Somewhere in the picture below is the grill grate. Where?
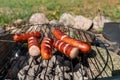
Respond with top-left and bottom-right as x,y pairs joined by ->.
0,24 -> 113,80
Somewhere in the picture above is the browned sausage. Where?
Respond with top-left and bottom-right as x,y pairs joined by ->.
13,31 -> 41,42
41,37 -> 53,60
52,28 -> 91,53
53,40 -> 79,59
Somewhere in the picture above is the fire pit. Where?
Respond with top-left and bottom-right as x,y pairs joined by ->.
0,24 -> 111,80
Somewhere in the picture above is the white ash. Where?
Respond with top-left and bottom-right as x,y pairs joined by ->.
73,63 -> 88,80
18,55 -> 87,80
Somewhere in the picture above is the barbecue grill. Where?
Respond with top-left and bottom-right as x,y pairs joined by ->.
0,24 -> 113,80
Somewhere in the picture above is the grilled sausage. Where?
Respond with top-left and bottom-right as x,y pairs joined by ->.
28,37 -> 40,57
13,31 -> 41,42
53,40 -> 79,59
41,37 -> 53,60
52,29 -> 91,53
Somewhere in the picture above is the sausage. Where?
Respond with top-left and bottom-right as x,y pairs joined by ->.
52,29 -> 91,53
41,37 -> 53,60
13,31 -> 41,42
53,40 -> 79,59
28,37 -> 40,57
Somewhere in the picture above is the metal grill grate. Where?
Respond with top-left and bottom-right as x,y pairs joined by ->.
0,24 -> 113,80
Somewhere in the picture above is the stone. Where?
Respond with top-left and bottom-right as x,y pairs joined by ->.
49,19 -> 59,25
59,13 -> 75,26
29,13 -> 49,24
92,15 -> 112,30
73,15 -> 92,30
13,19 -> 25,27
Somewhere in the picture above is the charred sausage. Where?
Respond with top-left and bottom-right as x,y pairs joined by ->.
13,31 -> 41,42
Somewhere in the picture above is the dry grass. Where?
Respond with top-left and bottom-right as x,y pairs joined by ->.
0,0 -> 120,25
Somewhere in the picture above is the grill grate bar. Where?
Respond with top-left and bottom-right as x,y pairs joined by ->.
23,57 -> 34,80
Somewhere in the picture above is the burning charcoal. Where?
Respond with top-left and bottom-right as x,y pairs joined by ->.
73,71 -> 83,80
42,66 -> 53,75
29,57 -> 39,66
55,60 -> 71,72
18,65 -> 43,80
56,55 -> 64,64
36,56 -> 42,63
63,60 -> 71,66
42,55 -> 61,68
55,65 -> 71,80
55,65 -> 63,73
42,59 -> 55,74
18,66 -> 29,79
74,63 -> 84,72
19,75 -> 34,80
52,76 -> 64,80
56,72 -> 71,80
37,73 -> 53,80
58,64 -> 71,72
42,60 -> 51,67
64,73 -> 71,80
63,60 -> 71,71
72,63 -> 88,80
28,65 -> 41,76
50,55 -> 57,63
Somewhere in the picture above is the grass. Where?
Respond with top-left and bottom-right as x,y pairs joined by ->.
0,0 -> 120,25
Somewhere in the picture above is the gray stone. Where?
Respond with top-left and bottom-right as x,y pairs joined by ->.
93,16 -> 112,30
29,13 -> 49,24
59,13 -> 75,26
74,15 -> 92,30
49,19 -> 59,25
13,19 -> 25,27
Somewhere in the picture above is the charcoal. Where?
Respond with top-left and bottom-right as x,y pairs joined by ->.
42,59 -> 53,68
56,55 -> 64,63
52,76 -> 64,80
74,63 -> 84,72
73,63 -> 88,80
63,73 -> 71,80
25,76 -> 35,80
38,73 -> 53,80
29,57 -> 42,66
55,64 -> 70,72
18,66 -> 29,79
27,65 -> 40,76
63,60 -> 71,71
18,55 -> 85,80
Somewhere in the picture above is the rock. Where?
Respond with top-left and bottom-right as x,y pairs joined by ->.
92,16 -> 112,30
13,19 -> 25,27
59,13 -> 75,26
74,16 -> 92,30
29,13 -> 49,24
49,19 -> 59,25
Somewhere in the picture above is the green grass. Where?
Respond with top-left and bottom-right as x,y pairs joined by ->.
0,0 -> 120,25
